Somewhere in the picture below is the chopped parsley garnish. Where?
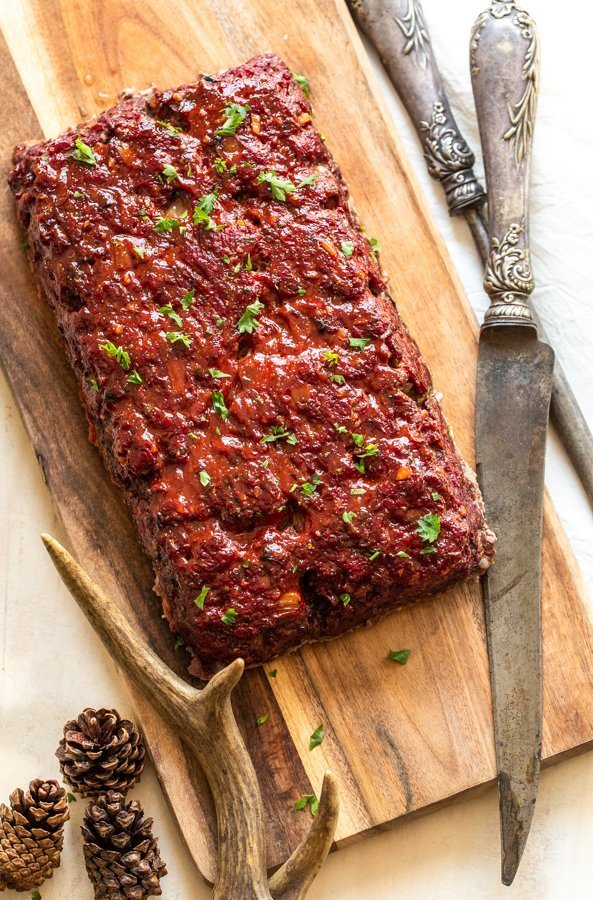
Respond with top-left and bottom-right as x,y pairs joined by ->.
297,287 -> 306,296
221,608 -> 238,625
334,423 -> 348,435
194,585 -> 210,609
188,432 -> 199,440
162,163 -> 178,184
209,367 -> 231,379
269,669 -> 277,677
181,289 -> 195,309
301,473 -> 321,496
216,102 -> 250,137
258,170 -> 296,201
72,137 -> 97,166
159,303 -> 183,327
236,299 -> 264,333
388,649 -> 411,665
341,240 -> 354,257
342,511 -> 356,525
261,425 -> 297,445
199,470 -> 211,487
212,390 -> 230,420
154,216 -> 183,234
370,236 -> 380,255
351,487 -> 366,496
356,442 -> 379,460
214,157 -> 227,174
309,725 -> 324,751
256,714 -> 269,726
174,636 -> 183,649
89,379 -> 99,392
416,513 -> 441,544
292,72 -> 310,97
165,331 -> 191,349
127,369 -> 143,384
420,546 -> 437,555
133,245 -> 145,259
257,170 -> 316,201
193,187 -> 219,230
431,492 -> 441,501
330,373 -> 345,384
66,792 -> 76,803
245,253 -> 253,271
369,549 -> 381,562
157,119 -> 181,135
31,891 -> 42,900
349,337 -> 371,350
295,794 -> 318,816
396,550 -> 410,558
340,592 -> 351,606
99,341 -> 131,371
324,350 -> 339,367
351,433 -> 364,447
72,191 -> 85,199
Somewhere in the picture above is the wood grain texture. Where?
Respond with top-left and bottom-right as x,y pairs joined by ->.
1,0 -> 592,884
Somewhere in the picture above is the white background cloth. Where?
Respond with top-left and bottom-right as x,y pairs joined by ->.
1,1 -> 592,896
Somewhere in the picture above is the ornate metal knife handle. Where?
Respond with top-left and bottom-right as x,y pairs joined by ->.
471,1 -> 539,327
348,0 -> 486,215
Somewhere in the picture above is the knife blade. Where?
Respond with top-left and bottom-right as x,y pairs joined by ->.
470,1 -> 554,885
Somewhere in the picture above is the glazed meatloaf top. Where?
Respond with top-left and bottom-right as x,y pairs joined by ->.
10,53 -> 494,678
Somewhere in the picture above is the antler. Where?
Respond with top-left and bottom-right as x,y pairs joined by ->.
41,534 -> 339,899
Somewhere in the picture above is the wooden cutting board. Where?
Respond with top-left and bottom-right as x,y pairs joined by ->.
2,0 -> 593,884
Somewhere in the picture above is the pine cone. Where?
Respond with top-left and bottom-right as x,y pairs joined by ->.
56,708 -> 145,797
0,779 -> 70,892
82,791 -> 167,899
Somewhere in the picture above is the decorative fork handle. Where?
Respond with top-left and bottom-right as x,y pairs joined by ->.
471,1 -> 539,328
347,0 -> 486,214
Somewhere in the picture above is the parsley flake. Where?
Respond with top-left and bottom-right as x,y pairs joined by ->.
162,163 -> 178,184
236,299 -> 264,333
351,487 -> 366,496
194,585 -> 210,609
258,170 -> 296,201
301,473 -> 321,496
212,390 -> 230,421
132,245 -> 145,259
256,713 -> 269,726
388,649 -> 411,665
199,470 -> 211,487
165,331 -> 191,349
369,549 -> 381,562
261,425 -> 297,445
342,511 -> 356,525
396,550 -> 410,558
340,593 -> 351,606
99,341 -> 131,371
431,492 -> 441,501
127,369 -> 143,385
66,792 -> 77,803
216,103 -> 250,137
193,187 -> 219,230
157,119 -> 181,135
31,891 -> 42,900
370,236 -> 380,255
209,367 -> 231,379
159,304 -> 183,327
295,794 -> 318,816
341,240 -> 354,257
349,337 -> 371,350
309,725 -> 324,751
221,608 -> 238,625
72,137 -> 97,166
416,513 -> 441,544
181,289 -> 195,309
89,379 -> 99,392
292,72 -> 310,98
269,669 -> 277,678
154,216 -> 183,234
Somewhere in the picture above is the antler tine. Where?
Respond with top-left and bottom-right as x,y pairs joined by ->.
269,771 -> 339,899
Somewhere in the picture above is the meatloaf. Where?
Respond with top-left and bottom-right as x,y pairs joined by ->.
10,54 -> 495,678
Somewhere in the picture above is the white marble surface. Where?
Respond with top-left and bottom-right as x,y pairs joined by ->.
1,0 -> 592,896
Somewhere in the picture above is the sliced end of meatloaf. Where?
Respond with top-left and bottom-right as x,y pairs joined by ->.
10,53 -> 495,678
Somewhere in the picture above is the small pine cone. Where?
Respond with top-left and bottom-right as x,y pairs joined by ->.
0,779 -> 70,892
82,791 -> 167,899
56,708 -> 145,797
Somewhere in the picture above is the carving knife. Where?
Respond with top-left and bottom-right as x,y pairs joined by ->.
346,0 -> 593,508
470,3 -> 553,884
